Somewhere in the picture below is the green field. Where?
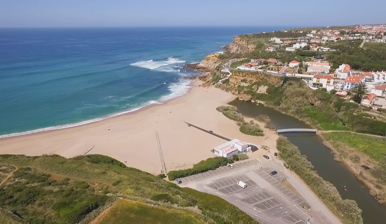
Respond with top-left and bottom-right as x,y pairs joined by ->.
321,132 -> 386,162
0,154 -> 257,224
94,199 -> 204,224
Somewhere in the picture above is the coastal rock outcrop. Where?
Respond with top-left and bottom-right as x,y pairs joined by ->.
223,36 -> 256,54
196,53 -> 221,71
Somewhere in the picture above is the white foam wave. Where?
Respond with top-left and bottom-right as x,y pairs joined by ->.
0,100 -> 163,139
130,57 -> 185,71
160,79 -> 192,102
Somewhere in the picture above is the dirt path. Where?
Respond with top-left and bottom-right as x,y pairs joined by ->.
0,168 -> 17,187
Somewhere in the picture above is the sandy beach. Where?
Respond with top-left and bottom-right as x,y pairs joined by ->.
0,80 -> 278,174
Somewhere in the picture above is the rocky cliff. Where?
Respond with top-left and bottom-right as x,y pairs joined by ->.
223,36 -> 256,54
196,53 -> 221,71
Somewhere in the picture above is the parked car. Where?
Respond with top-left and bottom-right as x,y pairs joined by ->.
227,163 -> 234,169
176,178 -> 182,184
263,155 -> 270,159
270,171 -> 278,176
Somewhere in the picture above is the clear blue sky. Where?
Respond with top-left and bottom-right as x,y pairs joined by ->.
0,0 -> 385,28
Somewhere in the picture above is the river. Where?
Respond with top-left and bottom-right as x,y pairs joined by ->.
229,99 -> 386,224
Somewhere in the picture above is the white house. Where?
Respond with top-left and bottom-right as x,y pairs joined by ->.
343,75 -> 365,91
373,71 -> 386,83
307,66 -> 330,74
289,60 -> 300,68
311,74 -> 334,89
361,93 -> 377,107
265,46 -> 275,52
286,47 -> 296,52
373,98 -> 386,109
213,139 -> 251,158
306,62 -> 330,68
362,72 -> 374,82
371,85 -> 386,96
336,64 -> 351,79
270,37 -> 282,44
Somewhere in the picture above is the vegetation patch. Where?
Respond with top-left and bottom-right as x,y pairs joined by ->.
216,106 -> 244,122
277,137 -> 363,224
93,199 -> 204,224
0,155 -> 258,224
168,157 -> 232,181
321,132 -> 386,162
182,188 -> 257,224
239,122 -> 264,136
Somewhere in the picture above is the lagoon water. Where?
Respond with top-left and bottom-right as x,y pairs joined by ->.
230,99 -> 386,224
0,27 -> 286,136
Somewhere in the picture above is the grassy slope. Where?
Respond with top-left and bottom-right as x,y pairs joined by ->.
93,199 -> 204,224
0,210 -> 22,224
0,154 -> 257,224
321,132 -> 386,162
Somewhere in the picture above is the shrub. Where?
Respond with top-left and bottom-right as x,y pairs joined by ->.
112,180 -> 122,186
168,157 -> 232,180
239,123 -> 264,136
86,155 -> 126,168
216,106 -> 244,122
151,194 -> 175,203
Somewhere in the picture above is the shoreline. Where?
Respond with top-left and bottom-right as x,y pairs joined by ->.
0,79 -> 197,140
0,79 -> 278,175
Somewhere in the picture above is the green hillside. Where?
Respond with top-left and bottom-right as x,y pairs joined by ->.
0,154 -> 257,224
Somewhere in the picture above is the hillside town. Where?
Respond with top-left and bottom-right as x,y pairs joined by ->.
235,24 -> 386,110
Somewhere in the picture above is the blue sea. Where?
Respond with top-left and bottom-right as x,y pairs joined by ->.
0,27 -> 286,137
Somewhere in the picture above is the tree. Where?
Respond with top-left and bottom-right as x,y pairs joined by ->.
351,83 -> 366,104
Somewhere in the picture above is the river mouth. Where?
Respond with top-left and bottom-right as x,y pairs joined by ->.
229,99 -> 386,224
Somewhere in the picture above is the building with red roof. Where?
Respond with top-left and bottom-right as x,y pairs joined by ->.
267,58 -> 277,64
343,75 -> 365,91
336,64 -> 351,79
289,60 -> 300,68
311,74 -> 334,90
361,93 -> 377,106
371,85 -> 386,96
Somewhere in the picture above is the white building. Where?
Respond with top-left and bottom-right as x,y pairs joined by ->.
286,47 -> 296,52
311,74 -> 334,89
289,60 -> 300,68
265,46 -> 275,52
336,64 -> 351,79
307,66 -> 330,74
213,139 -> 251,158
361,93 -> 377,107
371,85 -> 386,96
343,75 -> 365,91
270,37 -> 282,44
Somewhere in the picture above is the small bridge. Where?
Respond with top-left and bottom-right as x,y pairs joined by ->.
277,128 -> 317,134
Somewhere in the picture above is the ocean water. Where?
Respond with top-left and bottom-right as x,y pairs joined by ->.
0,27 -> 285,136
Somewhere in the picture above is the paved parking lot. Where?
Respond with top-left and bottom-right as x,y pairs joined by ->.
180,159 -> 310,224
255,168 -> 309,209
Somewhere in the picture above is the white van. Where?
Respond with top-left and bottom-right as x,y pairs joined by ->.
237,181 -> 247,188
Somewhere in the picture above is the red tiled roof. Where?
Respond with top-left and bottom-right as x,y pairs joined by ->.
375,85 -> 386,90
345,75 -> 364,83
365,93 -> 377,102
290,60 -> 299,64
267,58 -> 277,63
362,72 -> 374,77
314,74 -> 334,79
